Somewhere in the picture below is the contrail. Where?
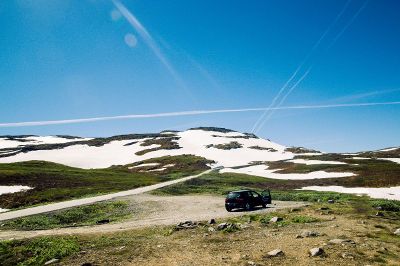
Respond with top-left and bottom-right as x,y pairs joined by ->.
251,0 -> 352,133
328,0 -> 369,49
112,0 -> 186,90
254,67 -> 312,133
1,101 -> 399,128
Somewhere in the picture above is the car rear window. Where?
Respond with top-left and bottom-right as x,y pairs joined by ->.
227,192 -> 241,199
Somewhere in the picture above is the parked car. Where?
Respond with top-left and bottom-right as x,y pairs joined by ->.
225,189 -> 271,212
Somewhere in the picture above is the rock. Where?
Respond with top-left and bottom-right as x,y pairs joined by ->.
341,252 -> 354,259
375,206 -> 383,210
217,222 -> 228,230
269,217 -> 283,223
96,219 -> 110,225
309,247 -> 324,257
81,263 -> 92,266
375,211 -> 384,217
247,261 -> 256,265
208,227 -> 215,232
209,218 -> 216,224
300,230 -> 320,238
176,220 -> 198,230
394,228 -> 400,235
44,259 -> 59,265
327,199 -> 335,204
264,249 -> 284,258
319,207 -> 329,210
290,208 -> 301,212
328,239 -> 355,245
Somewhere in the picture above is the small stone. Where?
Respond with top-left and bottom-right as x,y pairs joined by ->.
341,252 -> 354,259
328,239 -> 354,245
209,218 -> 216,224
247,261 -> 256,265
265,249 -> 284,258
241,254 -> 250,259
375,211 -> 384,217
394,228 -> 400,235
269,217 -> 283,223
45,259 -> 59,265
319,207 -> 329,210
96,219 -> 110,225
309,247 -> 324,257
327,199 -> 335,204
81,263 -> 92,266
217,222 -> 228,230
300,230 -> 320,238
208,227 -> 215,232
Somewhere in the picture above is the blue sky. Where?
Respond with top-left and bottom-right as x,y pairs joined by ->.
0,0 -> 399,152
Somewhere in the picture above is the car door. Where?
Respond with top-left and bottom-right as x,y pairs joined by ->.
261,189 -> 272,204
251,191 -> 262,206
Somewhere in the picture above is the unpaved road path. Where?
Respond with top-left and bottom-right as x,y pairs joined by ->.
0,169 -> 213,222
0,194 -> 305,240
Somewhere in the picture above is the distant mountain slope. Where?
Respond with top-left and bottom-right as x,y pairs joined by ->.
0,127 -> 400,202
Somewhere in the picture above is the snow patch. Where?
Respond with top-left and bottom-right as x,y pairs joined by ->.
220,165 -> 355,180
298,185 -> 400,201
378,158 -> 400,164
129,163 -> 160,169
0,185 -> 32,196
287,159 -> 347,165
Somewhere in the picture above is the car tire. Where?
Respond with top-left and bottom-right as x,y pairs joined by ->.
225,206 -> 232,212
262,204 -> 266,208
245,203 -> 252,211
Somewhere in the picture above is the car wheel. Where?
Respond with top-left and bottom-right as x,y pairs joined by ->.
225,206 -> 232,212
262,204 -> 266,208
245,203 -> 252,211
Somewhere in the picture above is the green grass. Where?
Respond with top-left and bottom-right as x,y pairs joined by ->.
0,155 -> 211,209
0,236 -> 80,266
1,201 -> 131,230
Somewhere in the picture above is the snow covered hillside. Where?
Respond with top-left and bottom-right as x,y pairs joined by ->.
0,127 -> 400,200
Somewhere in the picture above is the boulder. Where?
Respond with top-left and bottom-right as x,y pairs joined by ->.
269,217 -> 283,223
309,247 -> 324,257
209,218 -> 216,225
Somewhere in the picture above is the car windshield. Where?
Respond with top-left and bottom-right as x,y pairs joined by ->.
227,192 -> 241,199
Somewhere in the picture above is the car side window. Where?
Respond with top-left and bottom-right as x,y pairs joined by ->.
251,192 -> 259,198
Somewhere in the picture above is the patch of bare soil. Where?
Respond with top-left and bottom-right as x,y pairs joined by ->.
0,194 -> 304,240
61,206 -> 400,266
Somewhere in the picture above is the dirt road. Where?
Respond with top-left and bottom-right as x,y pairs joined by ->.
0,193 -> 305,240
0,169 -> 213,222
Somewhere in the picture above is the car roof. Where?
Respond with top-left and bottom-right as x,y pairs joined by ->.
229,190 -> 254,193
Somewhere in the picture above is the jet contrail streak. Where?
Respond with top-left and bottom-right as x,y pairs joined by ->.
328,0 -> 369,49
251,0 -> 352,133
112,0 -> 186,89
254,67 -> 312,133
1,101 -> 399,128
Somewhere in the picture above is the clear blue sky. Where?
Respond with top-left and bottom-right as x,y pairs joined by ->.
1,0 -> 399,152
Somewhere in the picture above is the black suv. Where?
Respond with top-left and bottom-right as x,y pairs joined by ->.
225,189 -> 271,212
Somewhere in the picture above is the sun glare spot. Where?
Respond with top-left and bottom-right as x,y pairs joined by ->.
124,33 -> 138,48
